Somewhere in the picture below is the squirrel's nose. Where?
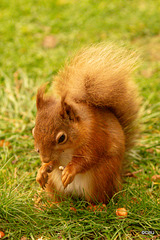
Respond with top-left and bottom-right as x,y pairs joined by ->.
40,155 -> 50,163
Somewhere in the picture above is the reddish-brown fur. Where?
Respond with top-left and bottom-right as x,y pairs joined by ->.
33,44 -> 140,203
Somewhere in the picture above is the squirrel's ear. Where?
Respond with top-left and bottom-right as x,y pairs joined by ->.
60,98 -> 80,121
36,83 -> 48,110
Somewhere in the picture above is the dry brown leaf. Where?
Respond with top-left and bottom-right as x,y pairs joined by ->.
131,197 -> 140,204
87,203 -> 107,212
42,35 -> 57,49
0,231 -> 5,239
0,139 -> 10,147
146,148 -> 154,153
70,207 -> 77,213
123,169 -> 142,178
151,175 -> 160,181
14,167 -> 18,178
141,69 -> 153,78
20,236 -> 28,240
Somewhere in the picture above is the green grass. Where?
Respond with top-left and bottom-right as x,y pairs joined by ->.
0,0 -> 160,239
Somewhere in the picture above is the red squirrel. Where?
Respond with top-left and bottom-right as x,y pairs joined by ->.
32,44 -> 140,203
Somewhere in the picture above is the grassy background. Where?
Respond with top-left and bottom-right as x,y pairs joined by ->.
0,0 -> 160,239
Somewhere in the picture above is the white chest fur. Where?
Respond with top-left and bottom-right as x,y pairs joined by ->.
48,149 -> 92,198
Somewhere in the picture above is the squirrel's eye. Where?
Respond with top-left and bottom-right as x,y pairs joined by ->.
56,131 -> 67,145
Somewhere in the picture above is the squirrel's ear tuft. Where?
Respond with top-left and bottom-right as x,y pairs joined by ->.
60,97 -> 80,121
36,83 -> 48,110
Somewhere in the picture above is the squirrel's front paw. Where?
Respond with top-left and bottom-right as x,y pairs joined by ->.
62,163 -> 76,189
36,163 -> 54,189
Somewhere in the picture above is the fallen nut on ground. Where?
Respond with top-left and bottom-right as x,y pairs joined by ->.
116,208 -> 128,217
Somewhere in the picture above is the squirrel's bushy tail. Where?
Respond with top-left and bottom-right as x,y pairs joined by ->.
54,43 -> 141,150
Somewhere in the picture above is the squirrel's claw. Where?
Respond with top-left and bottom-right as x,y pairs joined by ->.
36,163 -> 54,188
61,164 -> 76,189
36,169 -> 48,188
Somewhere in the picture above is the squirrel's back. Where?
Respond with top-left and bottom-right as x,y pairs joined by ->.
53,43 -> 140,151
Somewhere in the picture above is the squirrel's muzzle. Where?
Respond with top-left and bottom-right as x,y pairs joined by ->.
40,156 -> 51,163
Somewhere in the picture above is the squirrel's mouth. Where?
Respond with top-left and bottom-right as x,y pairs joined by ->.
40,155 -> 51,163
